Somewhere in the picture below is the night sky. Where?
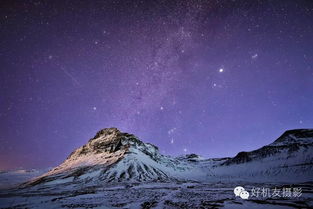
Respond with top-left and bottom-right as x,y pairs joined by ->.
1,0 -> 313,170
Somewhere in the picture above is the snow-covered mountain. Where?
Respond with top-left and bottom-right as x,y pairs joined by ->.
24,128 -> 193,187
22,128 -> 313,187
211,129 -> 313,182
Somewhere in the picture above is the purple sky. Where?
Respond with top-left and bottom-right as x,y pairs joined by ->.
1,0 -> 313,170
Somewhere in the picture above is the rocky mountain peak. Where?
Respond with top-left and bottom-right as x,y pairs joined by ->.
91,127 -> 121,141
65,128 -> 145,161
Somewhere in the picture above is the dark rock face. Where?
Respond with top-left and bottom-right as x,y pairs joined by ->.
89,128 -> 128,153
222,151 -> 251,165
186,154 -> 200,159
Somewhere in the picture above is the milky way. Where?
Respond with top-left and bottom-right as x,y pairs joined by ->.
1,0 -> 313,169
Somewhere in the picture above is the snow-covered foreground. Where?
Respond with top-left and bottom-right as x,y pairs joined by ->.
0,181 -> 312,208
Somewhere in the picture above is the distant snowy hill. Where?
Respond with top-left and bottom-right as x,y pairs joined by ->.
211,129 -> 313,182
0,168 -> 48,189
21,128 -> 313,188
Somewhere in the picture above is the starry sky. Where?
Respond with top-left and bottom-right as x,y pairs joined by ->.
1,0 -> 313,170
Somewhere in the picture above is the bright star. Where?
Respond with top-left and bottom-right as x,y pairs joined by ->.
219,68 -> 224,73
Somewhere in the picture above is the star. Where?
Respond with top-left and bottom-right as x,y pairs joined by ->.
168,128 -> 176,135
183,148 -> 187,152
219,68 -> 224,73
252,54 -> 258,59
93,107 -> 97,111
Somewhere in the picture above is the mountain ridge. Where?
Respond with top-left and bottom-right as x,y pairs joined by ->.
22,128 -> 313,187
